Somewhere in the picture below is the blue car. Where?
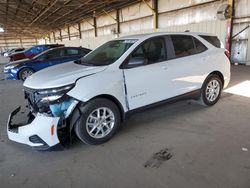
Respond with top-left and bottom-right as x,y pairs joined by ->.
4,47 -> 91,81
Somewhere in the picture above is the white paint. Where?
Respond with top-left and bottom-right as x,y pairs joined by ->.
7,114 -> 60,147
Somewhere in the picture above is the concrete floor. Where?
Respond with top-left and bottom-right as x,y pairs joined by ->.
0,64 -> 250,188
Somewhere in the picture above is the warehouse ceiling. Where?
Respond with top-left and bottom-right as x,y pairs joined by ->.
0,0 -> 140,39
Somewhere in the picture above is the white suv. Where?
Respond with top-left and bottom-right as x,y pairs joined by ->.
7,32 -> 231,150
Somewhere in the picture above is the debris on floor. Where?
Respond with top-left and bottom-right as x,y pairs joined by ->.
144,148 -> 173,168
10,173 -> 15,177
242,147 -> 248,152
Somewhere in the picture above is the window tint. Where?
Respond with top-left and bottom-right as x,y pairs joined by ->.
45,49 -> 62,59
171,35 -> 196,58
199,35 -> 222,48
131,37 -> 167,65
193,37 -> 207,53
65,48 -> 79,56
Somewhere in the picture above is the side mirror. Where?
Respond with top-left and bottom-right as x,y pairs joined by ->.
74,59 -> 81,64
126,57 -> 145,68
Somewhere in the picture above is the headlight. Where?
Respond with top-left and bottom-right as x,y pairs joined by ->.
38,84 -> 75,102
4,64 -> 19,70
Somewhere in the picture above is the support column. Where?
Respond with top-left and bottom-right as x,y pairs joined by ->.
116,9 -> 120,34
225,0 -> 235,54
19,38 -> 23,47
67,26 -> 71,40
142,0 -> 158,31
93,17 -> 97,37
78,23 -> 82,39
53,31 -> 56,43
48,34 -> 51,43
152,0 -> 158,30
59,29 -> 62,41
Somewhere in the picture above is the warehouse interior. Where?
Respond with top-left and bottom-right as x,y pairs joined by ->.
0,0 -> 250,187
0,0 -> 250,64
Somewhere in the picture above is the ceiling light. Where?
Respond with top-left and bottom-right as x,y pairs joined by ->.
0,27 -> 4,32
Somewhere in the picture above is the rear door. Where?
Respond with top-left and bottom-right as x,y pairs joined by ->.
165,35 -> 209,96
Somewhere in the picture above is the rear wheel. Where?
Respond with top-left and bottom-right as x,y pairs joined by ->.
74,98 -> 121,145
19,68 -> 34,81
199,74 -> 222,106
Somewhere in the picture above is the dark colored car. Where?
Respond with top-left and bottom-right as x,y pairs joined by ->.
9,44 -> 64,61
4,47 -> 91,81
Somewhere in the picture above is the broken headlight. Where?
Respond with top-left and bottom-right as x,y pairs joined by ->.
38,84 -> 74,103
24,84 -> 75,114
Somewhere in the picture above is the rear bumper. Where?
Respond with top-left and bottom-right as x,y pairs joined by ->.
7,107 -> 62,150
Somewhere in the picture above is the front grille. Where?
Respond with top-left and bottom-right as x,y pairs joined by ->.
24,87 -> 37,112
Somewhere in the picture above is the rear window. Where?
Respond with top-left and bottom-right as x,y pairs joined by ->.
199,35 -> 222,48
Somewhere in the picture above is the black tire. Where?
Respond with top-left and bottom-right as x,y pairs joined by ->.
199,74 -> 223,106
74,98 -> 121,145
19,68 -> 34,81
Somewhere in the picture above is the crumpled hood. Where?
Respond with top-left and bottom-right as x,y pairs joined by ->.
24,61 -> 107,89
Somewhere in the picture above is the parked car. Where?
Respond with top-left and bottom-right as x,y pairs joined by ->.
4,48 -> 25,57
7,32 -> 230,150
9,44 -> 64,61
4,46 -> 91,81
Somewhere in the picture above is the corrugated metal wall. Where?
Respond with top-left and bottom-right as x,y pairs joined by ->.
0,37 -> 38,53
41,0 -> 250,65
232,0 -> 250,65
48,0 -> 229,51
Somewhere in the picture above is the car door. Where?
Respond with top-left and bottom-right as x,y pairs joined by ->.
122,37 -> 171,110
62,48 -> 81,63
34,48 -> 63,70
164,35 -> 209,97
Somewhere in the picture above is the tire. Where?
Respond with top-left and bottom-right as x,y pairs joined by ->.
199,74 -> 223,106
19,68 -> 34,81
74,98 -> 121,145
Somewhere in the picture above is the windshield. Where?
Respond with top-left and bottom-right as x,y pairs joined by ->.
79,39 -> 137,66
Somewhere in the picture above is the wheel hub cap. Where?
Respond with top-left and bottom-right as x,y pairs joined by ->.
86,107 -> 115,139
205,79 -> 220,102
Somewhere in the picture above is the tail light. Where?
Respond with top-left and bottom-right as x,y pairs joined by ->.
224,50 -> 231,61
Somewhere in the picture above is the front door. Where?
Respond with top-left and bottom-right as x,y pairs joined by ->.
123,37 -> 170,110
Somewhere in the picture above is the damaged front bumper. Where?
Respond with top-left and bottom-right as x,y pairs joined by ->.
7,106 -> 63,151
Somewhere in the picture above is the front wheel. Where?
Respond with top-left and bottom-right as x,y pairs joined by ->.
74,98 -> 121,145
199,74 -> 223,106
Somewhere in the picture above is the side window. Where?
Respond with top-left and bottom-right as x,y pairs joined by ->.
171,35 -> 196,58
193,37 -> 208,53
45,49 -> 62,59
65,48 -> 79,56
128,37 -> 167,68
36,46 -> 44,53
